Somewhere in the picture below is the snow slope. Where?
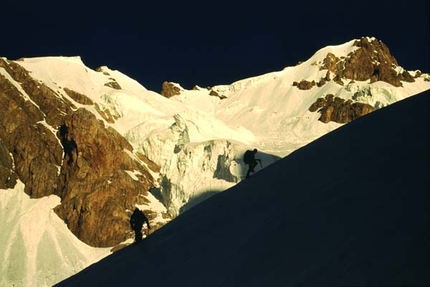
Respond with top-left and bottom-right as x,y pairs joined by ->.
0,181 -> 110,287
56,89 -> 430,287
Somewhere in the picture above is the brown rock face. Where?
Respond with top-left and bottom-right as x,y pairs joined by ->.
309,94 -> 375,124
161,81 -> 182,98
294,37 -> 415,90
209,89 -> 227,99
293,80 -> 316,90
0,62 -> 64,198
320,37 -> 415,87
53,108 -> 157,246
0,58 -> 167,247
0,139 -> 17,188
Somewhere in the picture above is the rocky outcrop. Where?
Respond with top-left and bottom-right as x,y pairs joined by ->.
161,81 -> 182,98
53,108 -> 158,246
0,58 -> 169,247
0,61 -> 65,198
301,37 -> 413,124
64,88 -> 94,105
320,37 -> 415,87
209,89 -> 227,99
293,80 -> 316,90
162,82 -> 227,99
104,79 -> 122,90
95,67 -> 123,90
0,139 -> 17,189
309,94 -> 375,124
294,37 -> 416,89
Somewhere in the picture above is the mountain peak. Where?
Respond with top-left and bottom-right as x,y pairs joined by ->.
160,81 -> 184,98
318,36 -> 415,87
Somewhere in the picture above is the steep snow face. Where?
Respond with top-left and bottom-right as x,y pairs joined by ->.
17,56 -> 148,98
155,140 -> 242,215
0,181 -> 111,287
132,112 -> 278,216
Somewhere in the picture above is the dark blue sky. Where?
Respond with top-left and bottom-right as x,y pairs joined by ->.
1,0 -> 428,92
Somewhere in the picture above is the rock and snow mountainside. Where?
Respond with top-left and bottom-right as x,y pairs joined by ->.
0,57 -> 171,286
0,36 -> 429,286
57,89 -> 430,287
135,37 -> 430,216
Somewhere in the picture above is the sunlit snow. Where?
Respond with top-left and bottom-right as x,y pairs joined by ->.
0,181 -> 110,287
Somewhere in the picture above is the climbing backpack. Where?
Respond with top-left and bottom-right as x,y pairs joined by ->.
243,150 -> 252,164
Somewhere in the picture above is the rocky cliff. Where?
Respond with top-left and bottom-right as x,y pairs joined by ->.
309,94 -> 375,123
301,37 -> 424,123
0,58 -> 170,247
320,37 -> 416,86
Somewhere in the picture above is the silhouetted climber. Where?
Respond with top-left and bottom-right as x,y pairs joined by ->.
243,148 -> 262,179
129,207 -> 151,243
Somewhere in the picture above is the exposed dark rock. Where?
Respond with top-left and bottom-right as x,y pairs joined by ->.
293,80 -> 316,90
104,78 -> 122,90
0,139 -> 17,188
95,67 -> 110,75
52,108 -> 160,246
316,71 -> 332,87
161,81 -> 182,98
94,103 -> 117,124
136,151 -> 160,173
333,74 -> 344,86
320,37 -> 415,87
0,58 -> 169,247
309,94 -> 375,124
209,89 -> 227,99
0,63 -> 64,198
295,37 -> 416,89
64,88 -> 94,105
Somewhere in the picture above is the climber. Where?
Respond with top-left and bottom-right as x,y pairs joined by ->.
129,207 -> 151,243
243,148 -> 262,179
